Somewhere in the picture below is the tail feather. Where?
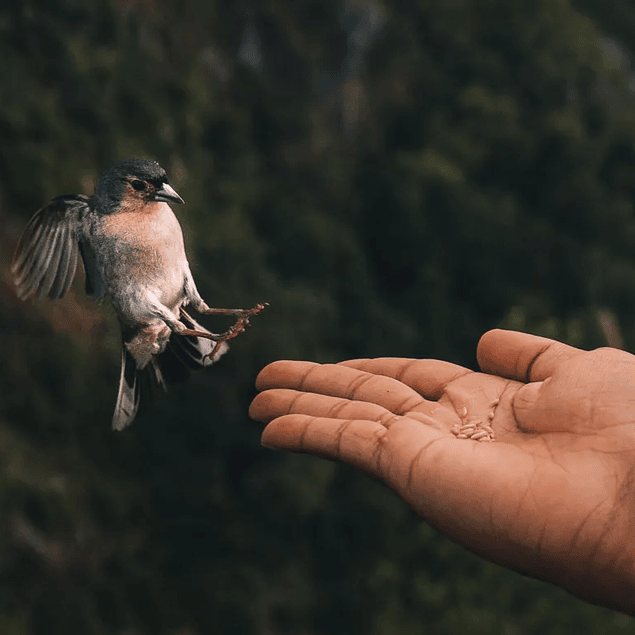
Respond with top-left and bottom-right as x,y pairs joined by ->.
112,346 -> 141,431
112,310 -> 229,430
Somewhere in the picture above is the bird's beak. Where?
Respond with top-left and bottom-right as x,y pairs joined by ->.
153,183 -> 185,204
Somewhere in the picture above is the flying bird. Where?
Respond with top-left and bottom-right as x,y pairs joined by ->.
11,158 -> 266,430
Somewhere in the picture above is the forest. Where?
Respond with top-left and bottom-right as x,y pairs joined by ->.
2,0 -> 635,632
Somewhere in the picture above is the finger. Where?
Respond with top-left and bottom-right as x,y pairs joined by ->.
261,414 -> 390,476
249,389 -> 399,427
255,360 -> 319,392
339,358 -> 470,400
260,413 -> 505,505
255,361 -> 428,415
476,329 -> 582,382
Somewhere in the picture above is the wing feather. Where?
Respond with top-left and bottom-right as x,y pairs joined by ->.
11,195 -> 90,300
52,235 -> 79,298
35,220 -> 66,298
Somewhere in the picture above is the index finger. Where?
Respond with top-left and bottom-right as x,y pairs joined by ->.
339,358 -> 470,399
476,329 -> 582,382
254,360 -> 427,414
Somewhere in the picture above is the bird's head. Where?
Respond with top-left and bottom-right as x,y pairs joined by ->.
94,159 -> 185,214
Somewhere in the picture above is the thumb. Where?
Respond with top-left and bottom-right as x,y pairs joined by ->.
512,381 -> 545,433
512,378 -> 577,434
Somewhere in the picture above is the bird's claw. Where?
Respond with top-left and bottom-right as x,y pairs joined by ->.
237,302 -> 268,319
204,302 -> 268,360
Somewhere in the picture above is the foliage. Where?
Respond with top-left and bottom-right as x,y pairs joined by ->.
1,0 -> 635,633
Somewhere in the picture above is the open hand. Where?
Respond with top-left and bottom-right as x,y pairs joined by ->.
250,329 -> 635,615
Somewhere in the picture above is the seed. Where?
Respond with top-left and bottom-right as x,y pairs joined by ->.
456,433 -> 468,439
471,430 -> 490,441
492,398 -> 499,406
482,424 -> 495,435
460,406 -> 468,417
487,410 -> 495,420
459,425 -> 476,435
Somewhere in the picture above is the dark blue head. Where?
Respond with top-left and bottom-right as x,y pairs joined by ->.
94,159 -> 184,214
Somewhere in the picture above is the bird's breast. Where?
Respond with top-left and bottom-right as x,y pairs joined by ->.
96,202 -> 190,309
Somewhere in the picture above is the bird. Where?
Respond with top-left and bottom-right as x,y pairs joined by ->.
11,158 -> 266,430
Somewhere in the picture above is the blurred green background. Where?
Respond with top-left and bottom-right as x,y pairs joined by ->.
2,0 -> 635,632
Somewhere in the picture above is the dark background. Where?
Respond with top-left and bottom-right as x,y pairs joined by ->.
2,0 -> 635,632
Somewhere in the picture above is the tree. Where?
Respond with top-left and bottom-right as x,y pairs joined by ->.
1,0 -> 635,632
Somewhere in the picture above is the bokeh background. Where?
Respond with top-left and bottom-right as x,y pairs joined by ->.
2,0 -> 635,632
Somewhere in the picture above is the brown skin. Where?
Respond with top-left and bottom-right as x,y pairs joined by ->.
249,329 -> 635,615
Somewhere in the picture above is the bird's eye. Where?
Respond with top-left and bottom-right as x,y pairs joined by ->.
131,179 -> 146,192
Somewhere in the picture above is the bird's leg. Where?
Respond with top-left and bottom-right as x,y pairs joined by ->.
184,301 -> 267,344
175,314 -> 254,360
177,302 -> 267,341
195,301 -> 269,319
174,315 -> 251,343
173,303 -> 268,359
184,275 -> 268,323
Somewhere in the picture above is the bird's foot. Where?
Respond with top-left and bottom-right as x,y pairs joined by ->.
176,303 -> 268,361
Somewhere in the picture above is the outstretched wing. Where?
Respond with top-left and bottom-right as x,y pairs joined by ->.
11,194 -> 90,300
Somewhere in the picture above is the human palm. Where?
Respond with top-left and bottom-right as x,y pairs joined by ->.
250,329 -> 635,614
